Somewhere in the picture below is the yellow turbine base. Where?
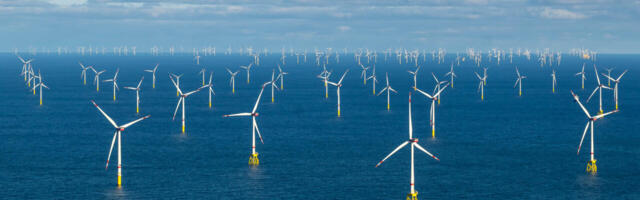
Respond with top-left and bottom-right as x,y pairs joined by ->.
136,107 -> 139,113
249,153 -> 260,165
209,102 -> 212,108
40,99 -> 42,105
152,83 -> 155,89
432,129 -> 435,138
113,95 -> 116,101
481,95 -> 484,101
438,98 -> 440,104
519,91 -> 522,96
552,88 -> 555,93
182,125 -> 185,133
177,91 -> 179,96
599,110 -> 603,114
616,104 -> 618,110
84,80 -> 86,85
97,87 -> 99,92
407,192 -> 418,200
33,90 -> 36,95
387,103 -> 390,110
232,88 -> 235,94
586,160 -> 597,174
117,175 -> 122,187
337,109 -> 341,117
325,93 -> 328,99
272,97 -> 274,102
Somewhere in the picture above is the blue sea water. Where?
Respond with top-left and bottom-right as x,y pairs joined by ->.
1,53 -> 639,199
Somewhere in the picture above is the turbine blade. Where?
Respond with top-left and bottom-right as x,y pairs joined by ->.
414,143 -> 439,161
91,100 -> 118,128
375,141 -> 409,167
120,115 -> 150,128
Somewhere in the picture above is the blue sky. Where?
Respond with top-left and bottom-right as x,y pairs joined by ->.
1,0 -> 639,53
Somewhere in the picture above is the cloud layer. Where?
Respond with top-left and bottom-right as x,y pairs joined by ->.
1,0 -> 638,52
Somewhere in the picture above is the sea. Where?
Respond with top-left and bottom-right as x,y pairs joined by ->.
1,53 -> 639,199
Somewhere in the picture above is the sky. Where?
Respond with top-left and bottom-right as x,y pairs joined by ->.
1,0 -> 639,53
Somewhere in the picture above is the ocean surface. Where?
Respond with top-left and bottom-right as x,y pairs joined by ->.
1,53 -> 639,199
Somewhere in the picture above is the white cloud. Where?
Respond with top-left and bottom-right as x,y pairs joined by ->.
338,25 -> 351,32
106,2 -> 144,9
534,7 -> 587,19
43,0 -> 87,7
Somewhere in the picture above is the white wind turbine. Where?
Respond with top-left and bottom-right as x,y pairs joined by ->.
171,76 -> 204,133
415,83 -> 449,138
551,69 -> 557,93
575,64 -> 587,89
444,64 -> 456,88
124,76 -> 144,113
92,68 -> 106,92
431,73 -> 447,104
602,70 -> 627,110
475,72 -> 486,101
205,72 -> 215,108
269,69 -> 281,102
169,73 -> 183,96
359,64 -> 370,85
103,68 -> 119,101
240,63 -> 253,84
198,68 -> 206,86
226,68 -> 238,94
604,68 -> 614,87
223,83 -> 268,165
18,56 -> 33,81
570,91 -> 618,174
327,70 -> 349,117
144,64 -> 158,88
407,66 -> 420,90
375,93 -> 439,200
277,65 -> 288,90
79,62 -> 92,85
377,73 -> 397,110
92,100 -> 150,187
367,66 -> 378,95
586,66 -> 612,114
317,69 -> 332,99
514,67 -> 526,96
31,71 -> 49,105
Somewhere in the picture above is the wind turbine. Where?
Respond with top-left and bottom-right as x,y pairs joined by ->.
586,66 -> 612,114
170,76 -> 204,133
327,70 -> 349,117
444,64 -> 456,88
103,68 -> 119,101
408,66 -> 420,90
240,63 -> 253,84
318,69 -> 332,99
604,68 -> 614,87
169,73 -> 183,96
269,69 -> 281,102
551,70 -> 557,93
194,54 -> 201,65
482,67 -> 488,85
367,66 -> 378,95
359,64 -> 370,85
18,56 -> 33,81
124,76 -> 144,113
431,73 -> 447,104
277,65 -> 288,90
223,83 -> 268,165
92,68 -> 106,92
602,70 -> 627,110
575,64 -> 586,89
226,68 -> 238,94
377,73 -> 397,110
144,64 -> 158,88
91,100 -> 150,187
474,72 -> 486,101
570,91 -> 618,174
375,93 -> 439,200
198,68 -> 206,86
415,83 -> 449,138
514,67 -> 526,96
79,62 -> 92,85
205,72 -> 216,108
31,72 -> 49,105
